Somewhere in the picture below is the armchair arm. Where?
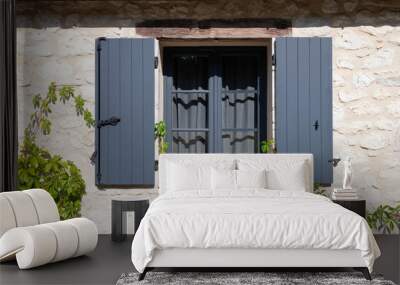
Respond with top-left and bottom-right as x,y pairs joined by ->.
0,226 -> 57,269
0,218 -> 97,269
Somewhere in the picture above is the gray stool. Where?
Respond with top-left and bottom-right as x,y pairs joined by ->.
111,196 -> 150,242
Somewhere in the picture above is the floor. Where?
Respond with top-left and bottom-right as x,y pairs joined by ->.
1,235 -> 396,285
0,235 -> 134,285
0,235 -> 359,285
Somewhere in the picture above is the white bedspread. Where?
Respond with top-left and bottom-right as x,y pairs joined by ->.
131,190 -> 380,273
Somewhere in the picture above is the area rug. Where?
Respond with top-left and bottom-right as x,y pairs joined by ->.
116,272 -> 395,285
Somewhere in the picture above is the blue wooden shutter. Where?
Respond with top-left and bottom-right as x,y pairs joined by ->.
275,37 -> 333,184
95,38 -> 155,186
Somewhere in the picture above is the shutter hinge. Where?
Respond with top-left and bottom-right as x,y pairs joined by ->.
97,37 -> 106,51
272,54 -> 276,66
154,56 -> 159,69
90,151 -> 97,165
97,172 -> 102,181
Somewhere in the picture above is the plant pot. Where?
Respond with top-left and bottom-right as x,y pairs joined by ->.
373,234 -> 400,284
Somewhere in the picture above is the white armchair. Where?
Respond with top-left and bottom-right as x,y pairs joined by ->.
0,189 -> 98,269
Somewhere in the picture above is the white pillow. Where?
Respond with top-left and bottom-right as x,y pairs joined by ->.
236,169 -> 267,189
167,162 -> 211,191
164,159 -> 236,193
237,159 -> 308,192
211,168 -> 236,190
265,162 -> 307,191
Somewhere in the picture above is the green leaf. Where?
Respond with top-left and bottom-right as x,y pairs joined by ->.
154,121 -> 167,138
48,82 -> 57,97
48,86 -> 57,104
32,94 -> 42,109
40,118 -> 52,135
161,142 -> 169,154
18,140 -> 86,219
260,139 -> 275,154
17,82 -> 93,220
367,203 -> 400,233
29,156 -> 39,169
155,121 -> 169,154
74,96 -> 85,116
83,109 -> 95,128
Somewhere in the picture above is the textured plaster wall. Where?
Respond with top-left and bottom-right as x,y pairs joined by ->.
17,28 -> 155,234
16,1 -> 400,233
292,23 -> 400,210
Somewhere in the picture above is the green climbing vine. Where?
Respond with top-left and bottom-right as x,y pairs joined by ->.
18,82 -> 95,219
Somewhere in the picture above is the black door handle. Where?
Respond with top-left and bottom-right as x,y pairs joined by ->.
313,120 -> 319,130
97,116 -> 121,128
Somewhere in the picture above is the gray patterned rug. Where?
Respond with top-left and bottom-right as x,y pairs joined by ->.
116,272 -> 395,285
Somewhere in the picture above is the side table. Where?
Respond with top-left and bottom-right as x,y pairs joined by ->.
332,199 -> 366,218
111,196 -> 150,242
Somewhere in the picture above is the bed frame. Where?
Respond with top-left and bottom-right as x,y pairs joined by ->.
139,248 -> 371,280
138,154 -> 372,281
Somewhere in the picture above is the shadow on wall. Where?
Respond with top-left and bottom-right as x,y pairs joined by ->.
15,0 -> 400,29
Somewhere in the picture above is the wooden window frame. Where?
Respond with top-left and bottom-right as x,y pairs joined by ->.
163,46 -> 267,153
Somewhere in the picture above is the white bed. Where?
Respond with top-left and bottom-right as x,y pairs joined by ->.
131,154 -> 380,280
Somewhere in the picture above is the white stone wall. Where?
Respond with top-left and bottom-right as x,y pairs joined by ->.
292,23 -> 400,208
17,20 -> 400,234
17,27 -> 159,234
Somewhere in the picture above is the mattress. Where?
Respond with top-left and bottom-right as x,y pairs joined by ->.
131,190 -> 380,273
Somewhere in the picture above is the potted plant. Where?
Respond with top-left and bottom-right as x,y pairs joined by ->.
260,139 -> 275,154
154,121 -> 169,155
367,203 -> 400,283
313,182 -> 329,197
154,121 -> 169,171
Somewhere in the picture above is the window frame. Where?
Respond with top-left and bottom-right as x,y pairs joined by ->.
163,46 -> 267,154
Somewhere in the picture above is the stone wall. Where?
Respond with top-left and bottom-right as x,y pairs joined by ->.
16,0 -> 400,233
17,27 -> 145,234
292,24 -> 400,209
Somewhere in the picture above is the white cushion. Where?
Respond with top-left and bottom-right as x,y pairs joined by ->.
211,168 -> 236,190
237,169 -> 267,189
0,226 -> 57,269
0,196 -> 16,237
24,189 -> 59,223
1,192 -> 39,227
238,159 -> 308,192
211,169 -> 268,191
65,218 -> 98,257
159,154 -> 314,193
42,222 -> 79,262
0,218 -> 98,269
167,163 -> 212,191
0,189 -> 98,269
265,162 -> 307,191
0,189 -> 59,236
159,155 -> 236,194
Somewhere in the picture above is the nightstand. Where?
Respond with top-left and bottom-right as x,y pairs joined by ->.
332,199 -> 366,218
111,196 -> 150,242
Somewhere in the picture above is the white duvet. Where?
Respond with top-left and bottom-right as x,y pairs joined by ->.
131,190 -> 380,273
